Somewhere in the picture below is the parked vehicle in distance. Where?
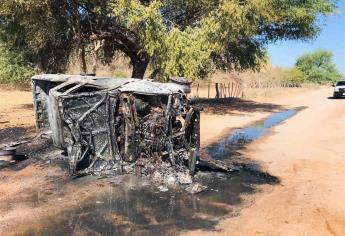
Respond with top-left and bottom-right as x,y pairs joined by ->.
333,80 -> 345,98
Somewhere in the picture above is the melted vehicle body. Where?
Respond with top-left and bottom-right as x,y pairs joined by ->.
32,74 -> 200,175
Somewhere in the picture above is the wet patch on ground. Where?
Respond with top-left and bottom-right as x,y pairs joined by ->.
18,170 -> 278,236
0,107 -> 305,235
205,107 -> 306,161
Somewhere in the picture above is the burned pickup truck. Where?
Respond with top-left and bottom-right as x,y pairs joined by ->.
32,74 -> 201,176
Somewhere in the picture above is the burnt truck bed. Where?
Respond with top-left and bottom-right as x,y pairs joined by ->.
32,74 -> 201,175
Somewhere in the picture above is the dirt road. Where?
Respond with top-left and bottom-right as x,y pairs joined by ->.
0,87 -> 344,235
187,88 -> 345,236
0,89 -> 34,130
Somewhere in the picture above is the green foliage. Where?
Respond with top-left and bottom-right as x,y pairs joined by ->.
110,0 -> 337,80
282,68 -> 306,86
113,71 -> 129,78
0,43 -> 35,84
0,0 -> 338,81
246,66 -> 306,88
295,50 -> 342,84
0,0 -> 76,73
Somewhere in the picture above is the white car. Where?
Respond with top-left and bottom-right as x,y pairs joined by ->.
333,80 -> 345,98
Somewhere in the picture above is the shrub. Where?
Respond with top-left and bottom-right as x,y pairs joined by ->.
0,43 -> 35,84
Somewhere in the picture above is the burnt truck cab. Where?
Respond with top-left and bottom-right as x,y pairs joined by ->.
32,74 -> 200,175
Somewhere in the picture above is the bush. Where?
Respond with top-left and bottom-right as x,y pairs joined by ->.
0,43 -> 35,84
295,50 -> 342,85
282,68 -> 306,86
113,71 -> 130,78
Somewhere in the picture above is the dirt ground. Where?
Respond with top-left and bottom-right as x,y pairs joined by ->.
187,88 -> 345,236
0,87 -> 344,235
0,89 -> 35,130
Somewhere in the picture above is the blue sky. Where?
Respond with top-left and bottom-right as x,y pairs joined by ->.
268,1 -> 345,74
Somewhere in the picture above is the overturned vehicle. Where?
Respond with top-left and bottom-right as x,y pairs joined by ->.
32,74 -> 203,176
32,74 -> 234,178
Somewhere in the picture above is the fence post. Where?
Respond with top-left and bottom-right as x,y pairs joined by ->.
221,83 -> 224,98
231,83 -> 234,98
208,83 -> 210,99
196,83 -> 200,98
219,83 -> 222,99
215,83 -> 220,100
237,84 -> 241,97
236,83 -> 240,98
228,83 -> 230,98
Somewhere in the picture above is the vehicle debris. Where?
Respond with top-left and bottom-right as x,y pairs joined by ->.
185,183 -> 207,194
31,74 -> 236,182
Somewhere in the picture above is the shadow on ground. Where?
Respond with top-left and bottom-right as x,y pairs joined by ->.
196,98 -> 285,115
17,103 -> 34,109
17,169 -> 279,236
328,96 -> 345,100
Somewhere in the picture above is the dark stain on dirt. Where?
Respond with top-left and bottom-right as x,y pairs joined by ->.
0,127 -> 35,144
18,169 -> 278,236
0,108 -> 307,236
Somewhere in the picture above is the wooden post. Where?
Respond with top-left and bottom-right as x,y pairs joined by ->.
221,83 -> 224,98
219,83 -> 222,99
235,83 -> 240,98
223,84 -> 226,98
220,84 -> 222,98
196,83 -> 200,98
215,83 -> 220,100
231,83 -> 234,98
228,83 -> 230,98
237,84 -> 241,98
208,83 -> 210,99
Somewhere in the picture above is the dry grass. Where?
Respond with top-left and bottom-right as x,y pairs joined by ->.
67,54 -> 133,77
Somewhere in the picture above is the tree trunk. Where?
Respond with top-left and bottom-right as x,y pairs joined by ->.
92,40 -> 104,74
80,45 -> 87,74
70,0 -> 87,73
131,56 -> 149,79
215,83 -> 220,100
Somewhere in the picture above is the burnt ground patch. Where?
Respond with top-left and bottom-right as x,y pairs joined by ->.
0,106 -> 308,236
18,169 -> 279,236
0,126 -> 35,145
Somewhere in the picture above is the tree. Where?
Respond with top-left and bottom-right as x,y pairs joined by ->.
0,0 -> 338,80
295,50 -> 342,84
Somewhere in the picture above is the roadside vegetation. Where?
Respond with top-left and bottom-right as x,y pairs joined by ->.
0,42 -> 35,85
243,50 -> 343,89
0,0 -> 342,86
295,50 -> 343,85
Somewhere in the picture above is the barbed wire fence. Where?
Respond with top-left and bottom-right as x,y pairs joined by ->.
191,82 -> 244,99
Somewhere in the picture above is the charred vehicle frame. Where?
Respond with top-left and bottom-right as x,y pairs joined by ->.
32,75 -> 201,176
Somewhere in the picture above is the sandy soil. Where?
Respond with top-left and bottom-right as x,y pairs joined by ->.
186,88 -> 345,236
0,87 -> 344,235
0,89 -> 35,130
